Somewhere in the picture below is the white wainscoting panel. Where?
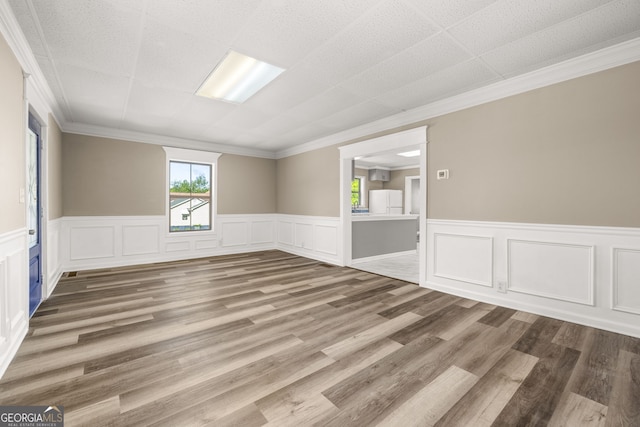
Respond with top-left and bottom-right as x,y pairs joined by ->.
0,258 -> 6,349
195,239 -> 218,250
123,225 -> 160,256
166,241 -> 190,253
60,215 -> 340,271
221,222 -> 248,247
612,247 -> 640,315
277,215 -> 341,265
433,233 -> 493,287
251,221 -> 274,245
46,218 -> 62,297
7,249 -> 26,329
295,223 -> 313,250
508,239 -> 594,305
69,226 -> 115,260
426,219 -> 640,338
0,229 -> 29,379
61,215 -> 280,271
219,215 -> 278,251
315,225 -> 338,256
278,221 -> 294,246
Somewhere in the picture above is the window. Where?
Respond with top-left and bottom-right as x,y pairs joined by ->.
351,177 -> 361,207
169,161 -> 212,232
163,147 -> 220,234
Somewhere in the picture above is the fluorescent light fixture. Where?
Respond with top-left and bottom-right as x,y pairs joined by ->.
397,150 -> 420,157
196,50 -> 285,103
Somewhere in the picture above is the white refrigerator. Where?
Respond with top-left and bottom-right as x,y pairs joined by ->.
369,190 -> 403,215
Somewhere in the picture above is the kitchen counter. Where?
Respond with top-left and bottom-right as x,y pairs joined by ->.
351,214 -> 418,222
352,215 -> 418,260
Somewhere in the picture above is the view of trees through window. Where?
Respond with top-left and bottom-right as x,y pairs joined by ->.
351,177 -> 361,207
169,161 -> 212,232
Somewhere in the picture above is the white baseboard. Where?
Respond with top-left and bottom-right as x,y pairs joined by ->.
426,219 -> 640,338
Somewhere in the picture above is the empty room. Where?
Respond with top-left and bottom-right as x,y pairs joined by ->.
1,1 -> 639,425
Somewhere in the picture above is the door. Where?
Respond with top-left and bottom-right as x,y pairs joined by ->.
27,113 -> 42,316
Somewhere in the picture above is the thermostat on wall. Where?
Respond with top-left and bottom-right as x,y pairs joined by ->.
437,169 -> 449,180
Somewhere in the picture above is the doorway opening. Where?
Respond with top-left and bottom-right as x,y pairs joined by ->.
339,126 -> 427,285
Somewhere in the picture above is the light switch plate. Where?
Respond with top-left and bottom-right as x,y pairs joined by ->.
436,169 -> 449,180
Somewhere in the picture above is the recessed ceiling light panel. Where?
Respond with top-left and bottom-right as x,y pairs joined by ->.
196,50 -> 285,103
397,150 -> 420,157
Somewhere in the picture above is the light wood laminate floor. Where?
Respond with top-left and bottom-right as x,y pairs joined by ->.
1,250 -> 638,426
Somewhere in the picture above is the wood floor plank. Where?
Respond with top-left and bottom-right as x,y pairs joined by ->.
571,328 -> 625,406
454,318 -> 530,377
434,349 -> 539,427
260,393 -> 339,427
511,315 -> 564,357
477,306 -> 517,327
256,338 -> 401,424
376,365 -> 478,427
377,291 -> 446,319
320,322 -> 501,426
201,403 -> 268,427
1,250 -> 638,426
410,293 -> 460,317
437,304 -> 492,341
0,364 -> 85,402
553,322 -> 592,351
123,351 -> 334,425
2,303 -> 276,381
388,284 -> 424,296
388,304 -> 469,344
605,350 -> 640,426
511,310 -> 539,323
382,287 -> 431,309
63,396 -> 121,427
321,312 -> 421,360
493,344 -> 581,426
119,334 -> 304,413
548,392 -> 607,427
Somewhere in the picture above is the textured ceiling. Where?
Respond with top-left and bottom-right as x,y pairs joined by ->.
9,0 -> 640,153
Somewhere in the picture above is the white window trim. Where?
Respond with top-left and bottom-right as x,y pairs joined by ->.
163,146 -> 221,237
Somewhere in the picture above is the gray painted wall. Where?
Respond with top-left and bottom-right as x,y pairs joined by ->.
352,218 -> 418,259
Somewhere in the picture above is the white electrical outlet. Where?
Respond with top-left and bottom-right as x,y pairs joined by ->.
497,281 -> 507,293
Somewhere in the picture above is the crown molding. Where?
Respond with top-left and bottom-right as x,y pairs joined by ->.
275,36 -> 640,159
0,0 -> 66,126
63,122 -> 277,159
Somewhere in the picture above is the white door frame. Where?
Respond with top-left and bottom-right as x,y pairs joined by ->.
339,126 -> 428,286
